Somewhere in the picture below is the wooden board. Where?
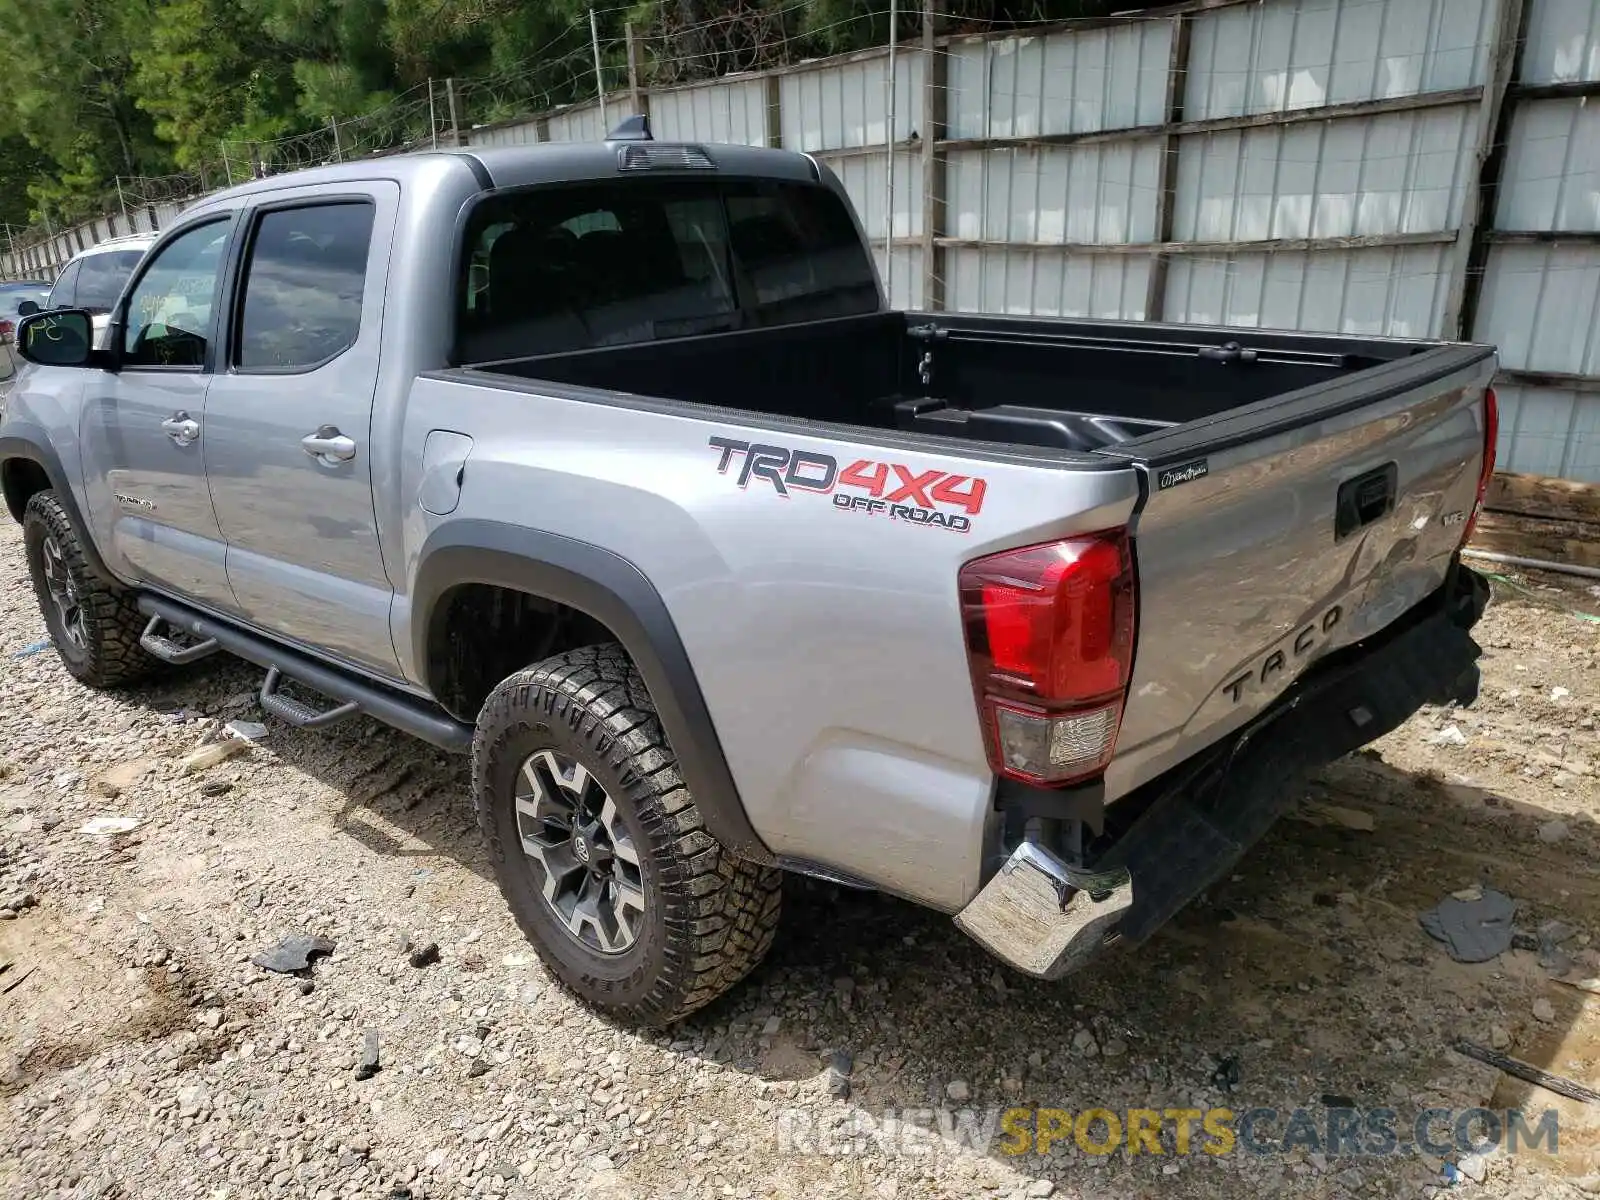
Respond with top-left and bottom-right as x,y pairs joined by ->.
1468,510 -> 1600,570
1486,471 -> 1600,525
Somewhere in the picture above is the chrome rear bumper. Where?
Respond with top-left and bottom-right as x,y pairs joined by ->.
953,842 -> 1132,980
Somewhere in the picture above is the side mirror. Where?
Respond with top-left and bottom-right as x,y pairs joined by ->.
17,309 -> 95,367
16,299 -> 39,317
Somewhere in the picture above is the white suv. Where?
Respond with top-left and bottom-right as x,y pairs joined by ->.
44,234 -> 158,348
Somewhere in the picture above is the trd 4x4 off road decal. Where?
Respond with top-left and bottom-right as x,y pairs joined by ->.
708,436 -> 986,533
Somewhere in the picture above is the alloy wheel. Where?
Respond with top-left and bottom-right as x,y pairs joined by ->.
514,749 -> 646,954
39,534 -> 85,651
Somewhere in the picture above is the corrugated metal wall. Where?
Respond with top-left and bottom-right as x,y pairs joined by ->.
5,0 -> 1598,480
1172,108 -> 1477,241
1477,0 -> 1600,480
652,77 -> 768,147
1165,243 -> 1455,336
1186,0 -> 1493,116
947,21 -> 1173,136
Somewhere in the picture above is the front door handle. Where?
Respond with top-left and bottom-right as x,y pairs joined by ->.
161,412 -> 200,446
302,425 -> 357,465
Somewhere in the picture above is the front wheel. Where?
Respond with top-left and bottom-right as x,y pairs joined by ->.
21,490 -> 153,688
472,643 -> 781,1026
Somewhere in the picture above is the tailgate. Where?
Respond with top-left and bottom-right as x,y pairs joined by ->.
1101,343 -> 1497,801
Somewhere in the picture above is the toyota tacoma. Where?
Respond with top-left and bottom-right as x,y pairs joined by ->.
0,120 -> 1495,1024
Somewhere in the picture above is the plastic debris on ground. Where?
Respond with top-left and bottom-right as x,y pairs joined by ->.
78,816 -> 143,836
1419,887 -> 1517,963
250,934 -> 336,973
10,639 -> 51,658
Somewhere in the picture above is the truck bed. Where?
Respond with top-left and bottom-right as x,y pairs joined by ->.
462,306 -> 1495,823
474,310 -> 1434,456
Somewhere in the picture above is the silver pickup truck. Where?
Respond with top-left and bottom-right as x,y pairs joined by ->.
0,123 -> 1496,1025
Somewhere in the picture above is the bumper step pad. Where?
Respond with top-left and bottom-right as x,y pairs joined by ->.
1101,575 -> 1486,945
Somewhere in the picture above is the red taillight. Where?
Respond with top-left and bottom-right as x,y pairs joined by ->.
959,531 -> 1136,786
1460,385 -> 1498,546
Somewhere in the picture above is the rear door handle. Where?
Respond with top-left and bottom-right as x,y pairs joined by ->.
161,412 -> 199,446
302,425 -> 357,465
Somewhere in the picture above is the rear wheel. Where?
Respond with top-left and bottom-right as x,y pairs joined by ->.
472,643 -> 782,1025
21,490 -> 153,688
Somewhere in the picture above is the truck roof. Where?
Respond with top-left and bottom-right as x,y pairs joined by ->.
188,140 -> 826,213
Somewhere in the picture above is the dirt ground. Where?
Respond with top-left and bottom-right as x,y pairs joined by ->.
1,518 -> 1598,1200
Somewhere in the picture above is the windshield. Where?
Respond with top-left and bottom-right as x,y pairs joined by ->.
456,177 -> 880,363
76,249 -> 147,313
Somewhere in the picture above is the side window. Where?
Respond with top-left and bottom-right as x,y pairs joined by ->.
236,203 -> 375,371
47,260 -> 81,310
122,221 -> 232,368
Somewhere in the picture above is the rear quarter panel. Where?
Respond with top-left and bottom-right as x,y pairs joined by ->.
396,376 -> 1138,911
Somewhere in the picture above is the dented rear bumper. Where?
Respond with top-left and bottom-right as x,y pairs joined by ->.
954,562 -> 1489,979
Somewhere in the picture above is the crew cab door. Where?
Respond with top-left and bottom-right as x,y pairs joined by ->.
201,185 -> 403,677
78,215 -> 239,610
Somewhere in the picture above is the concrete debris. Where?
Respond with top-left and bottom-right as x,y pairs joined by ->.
180,739 -> 248,775
355,1030 -> 380,1080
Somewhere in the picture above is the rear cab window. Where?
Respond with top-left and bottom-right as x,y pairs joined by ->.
75,250 -> 147,314
455,177 -> 879,364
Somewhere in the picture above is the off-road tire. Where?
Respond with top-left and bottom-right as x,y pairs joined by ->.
21,490 -> 153,688
473,643 -> 782,1025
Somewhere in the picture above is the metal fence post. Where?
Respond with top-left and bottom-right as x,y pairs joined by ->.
1144,13 -> 1193,322
446,78 -> 464,148
590,9 -> 609,128
115,176 -> 132,238
763,74 -> 780,149
920,0 -> 946,312
883,0 -> 899,306
626,23 -> 648,119
1443,0 -> 1531,341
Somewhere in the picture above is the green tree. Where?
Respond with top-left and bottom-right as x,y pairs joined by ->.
0,133 -> 55,231
133,0 -> 297,169
248,0 -> 398,120
0,0 -> 169,217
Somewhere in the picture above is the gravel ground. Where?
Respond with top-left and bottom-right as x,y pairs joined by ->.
1,519 -> 1599,1200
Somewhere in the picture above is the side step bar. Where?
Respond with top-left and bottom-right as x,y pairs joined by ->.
140,616 -> 221,665
260,667 -> 360,730
135,594 -> 473,753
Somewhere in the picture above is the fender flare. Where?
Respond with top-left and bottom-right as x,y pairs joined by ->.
0,429 -> 116,581
411,520 -> 774,864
